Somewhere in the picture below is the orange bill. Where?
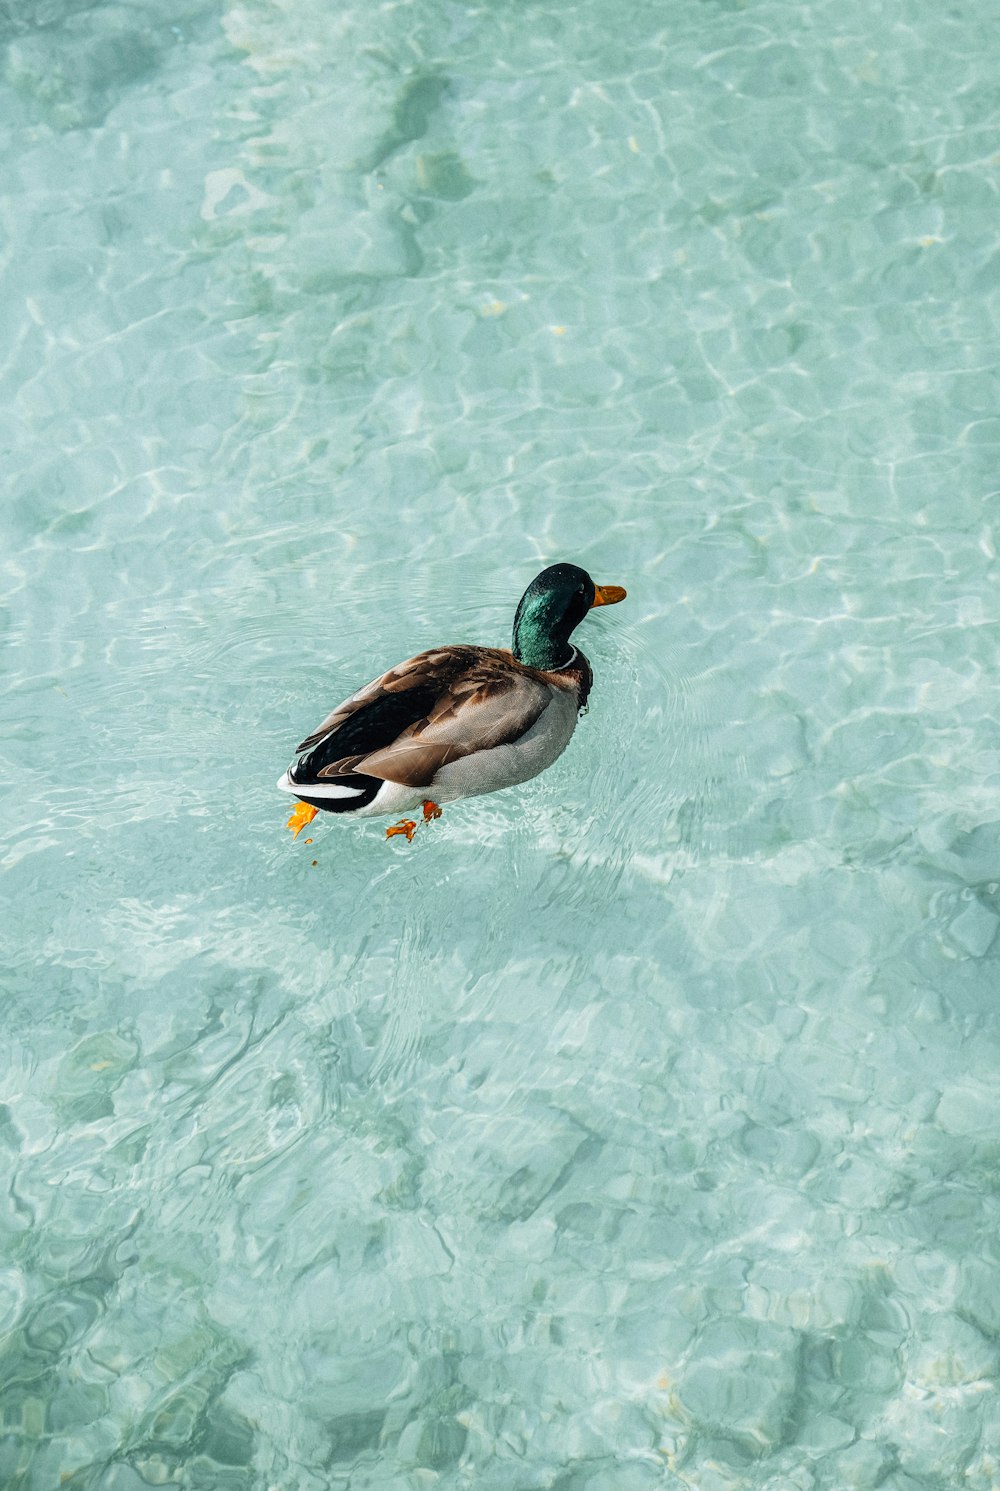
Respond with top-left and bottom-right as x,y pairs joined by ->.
592,583 -> 627,607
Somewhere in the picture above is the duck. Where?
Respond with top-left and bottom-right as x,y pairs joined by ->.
278,561 -> 626,841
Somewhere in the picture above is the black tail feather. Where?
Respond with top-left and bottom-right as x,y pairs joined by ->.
288,770 -> 383,814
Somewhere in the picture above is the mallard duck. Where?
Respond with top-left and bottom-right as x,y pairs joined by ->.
278,561 -> 626,840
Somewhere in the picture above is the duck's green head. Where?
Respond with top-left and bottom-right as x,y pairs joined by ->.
511,562 -> 626,671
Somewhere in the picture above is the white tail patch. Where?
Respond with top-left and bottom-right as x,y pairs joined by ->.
275,771 -> 364,800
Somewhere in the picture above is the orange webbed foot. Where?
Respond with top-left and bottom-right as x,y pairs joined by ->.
286,801 -> 319,838
385,803 -> 440,842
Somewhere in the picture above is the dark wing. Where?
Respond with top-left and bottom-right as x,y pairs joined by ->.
295,647 -> 487,753
294,646 -> 553,790
295,686 -> 441,779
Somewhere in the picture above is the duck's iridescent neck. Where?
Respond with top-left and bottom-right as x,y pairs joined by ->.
511,614 -> 576,671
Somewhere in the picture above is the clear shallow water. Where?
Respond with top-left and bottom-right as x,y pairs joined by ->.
3,0 -> 1000,1485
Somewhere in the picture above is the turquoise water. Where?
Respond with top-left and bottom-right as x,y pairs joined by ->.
3,0 -> 1000,1484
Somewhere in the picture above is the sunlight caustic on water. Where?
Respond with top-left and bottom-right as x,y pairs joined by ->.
3,0 -> 1000,1486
